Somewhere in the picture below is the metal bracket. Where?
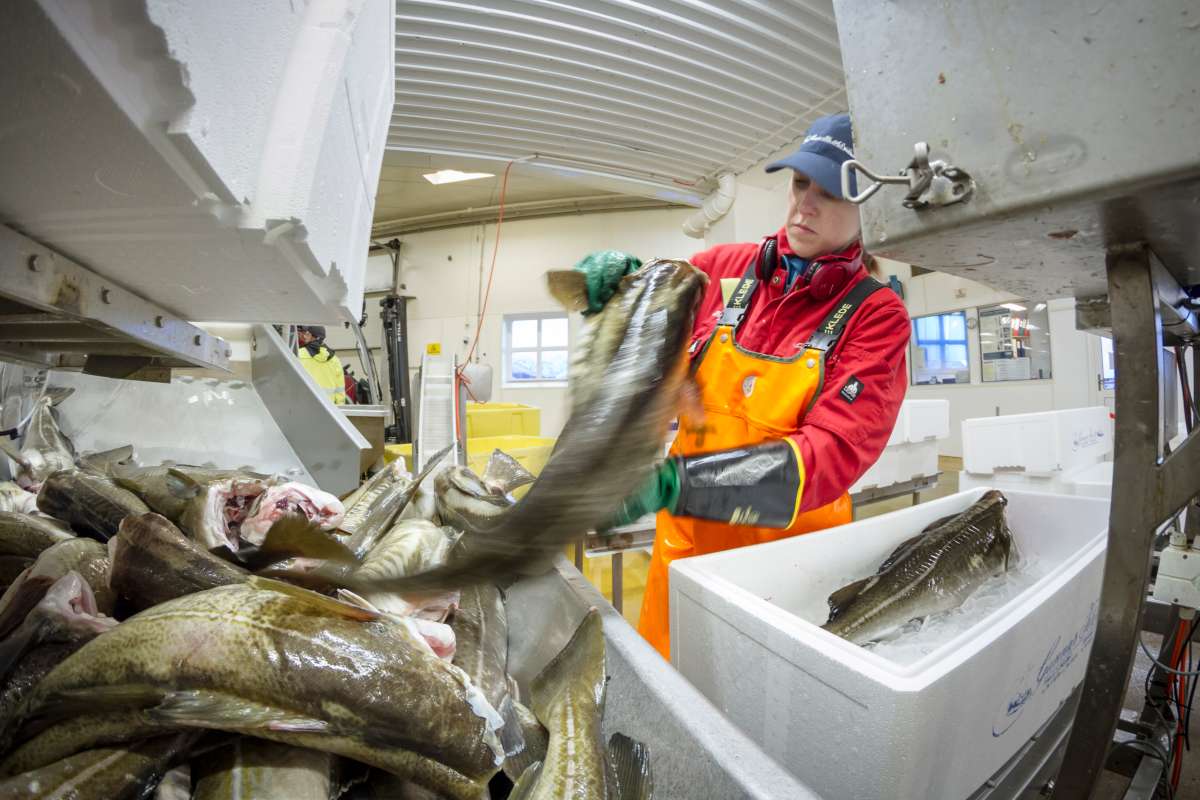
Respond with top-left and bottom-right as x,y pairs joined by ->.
842,142 -> 976,210
0,224 -> 230,379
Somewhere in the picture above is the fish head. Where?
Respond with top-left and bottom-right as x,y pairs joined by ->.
33,570 -> 117,638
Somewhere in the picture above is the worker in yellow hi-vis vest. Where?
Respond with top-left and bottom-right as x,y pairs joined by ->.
296,325 -> 347,405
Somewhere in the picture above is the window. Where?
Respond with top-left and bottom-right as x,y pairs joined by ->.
911,311 -> 970,385
503,313 -> 569,384
978,301 -> 1052,382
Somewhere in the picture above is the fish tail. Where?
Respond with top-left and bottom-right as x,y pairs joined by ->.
530,608 -> 605,722
607,733 -> 654,800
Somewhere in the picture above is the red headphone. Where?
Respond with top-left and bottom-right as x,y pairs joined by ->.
757,236 -> 856,301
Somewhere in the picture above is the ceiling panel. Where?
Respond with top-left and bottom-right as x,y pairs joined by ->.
390,0 -> 848,196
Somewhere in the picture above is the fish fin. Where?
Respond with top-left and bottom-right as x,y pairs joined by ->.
546,270 -> 590,312
496,693 -> 527,759
335,588 -> 381,613
608,733 -> 654,800
40,684 -> 166,719
508,760 -> 543,800
921,513 -> 959,533
165,468 -> 203,499
0,439 -> 30,471
78,445 -> 135,473
825,576 -> 875,624
531,607 -> 606,721
482,449 -> 536,495
875,533 -> 926,574
149,689 -> 329,732
256,514 -> 358,565
43,387 -> 74,406
501,699 -> 547,782
246,576 -> 381,621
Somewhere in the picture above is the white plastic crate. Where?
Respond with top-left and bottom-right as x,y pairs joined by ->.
962,407 -> 1112,476
671,488 -> 1107,800
904,398 -> 950,442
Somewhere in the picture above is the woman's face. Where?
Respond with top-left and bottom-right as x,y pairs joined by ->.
785,171 -> 862,258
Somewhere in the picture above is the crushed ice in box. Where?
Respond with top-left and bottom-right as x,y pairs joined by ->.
864,559 -> 1049,666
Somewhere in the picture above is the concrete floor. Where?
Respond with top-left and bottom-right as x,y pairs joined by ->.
577,457 -> 1200,798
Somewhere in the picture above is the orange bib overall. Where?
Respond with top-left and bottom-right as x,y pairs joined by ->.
637,270 -> 884,659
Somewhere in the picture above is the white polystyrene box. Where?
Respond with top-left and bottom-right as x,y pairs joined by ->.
904,398 -> 950,442
1064,462 -> 1113,499
962,407 -> 1112,476
958,470 -> 1077,496
4,0 -> 395,323
885,401 -> 908,446
671,488 -> 1107,800
850,448 -> 898,492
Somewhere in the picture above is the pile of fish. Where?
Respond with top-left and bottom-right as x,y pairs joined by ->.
0,258 -> 705,798
821,489 -> 1018,645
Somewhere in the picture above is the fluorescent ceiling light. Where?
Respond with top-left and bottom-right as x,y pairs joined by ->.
1000,303 -> 1027,312
423,169 -> 494,185
1033,302 -> 1047,312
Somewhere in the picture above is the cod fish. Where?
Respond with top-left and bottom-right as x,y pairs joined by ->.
192,738 -> 335,800
0,732 -> 196,800
0,483 -> 37,515
364,259 -> 706,592
0,389 -> 75,490
822,490 -> 1017,645
36,470 -> 150,540
0,538 -> 113,639
516,608 -> 609,800
238,482 -> 344,546
343,447 -> 451,560
2,580 -> 504,800
0,512 -> 74,559
110,464 -> 270,524
0,571 -> 116,684
108,513 -> 248,611
434,450 -> 535,531
450,583 -> 525,760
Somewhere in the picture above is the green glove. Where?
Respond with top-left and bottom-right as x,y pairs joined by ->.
606,460 -> 680,529
572,250 -> 642,315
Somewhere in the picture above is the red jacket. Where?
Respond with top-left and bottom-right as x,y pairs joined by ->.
689,229 -> 911,512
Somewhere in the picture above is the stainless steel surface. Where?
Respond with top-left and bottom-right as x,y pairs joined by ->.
249,324 -> 368,497
1122,755 -> 1165,800
832,0 -> 1200,299
1056,247 -> 1200,797
966,689 -> 1078,800
842,141 -> 975,210
505,556 -> 822,800
851,473 -> 941,510
0,225 -> 230,377
390,0 -> 847,198
585,523 -> 657,556
47,370 -> 312,483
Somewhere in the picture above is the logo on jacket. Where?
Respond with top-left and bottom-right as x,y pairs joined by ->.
742,375 -> 757,397
840,375 -> 864,403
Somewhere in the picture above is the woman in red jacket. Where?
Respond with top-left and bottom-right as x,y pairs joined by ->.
583,113 -> 912,659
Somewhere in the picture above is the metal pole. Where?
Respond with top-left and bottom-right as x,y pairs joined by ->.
612,552 -> 624,614
380,295 -> 413,443
1055,246 -> 1168,796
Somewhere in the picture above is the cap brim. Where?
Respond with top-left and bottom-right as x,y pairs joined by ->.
764,151 -> 855,199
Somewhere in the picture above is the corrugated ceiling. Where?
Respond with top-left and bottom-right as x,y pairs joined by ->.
391,0 -> 847,197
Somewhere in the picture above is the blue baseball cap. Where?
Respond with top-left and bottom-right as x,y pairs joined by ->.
765,113 -> 856,199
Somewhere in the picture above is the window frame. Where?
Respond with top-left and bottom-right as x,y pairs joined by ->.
977,301 -> 1054,383
502,312 -> 570,386
910,310 -> 971,386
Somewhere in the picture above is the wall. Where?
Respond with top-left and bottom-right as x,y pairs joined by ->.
324,207 -> 701,437
895,265 -> 1101,456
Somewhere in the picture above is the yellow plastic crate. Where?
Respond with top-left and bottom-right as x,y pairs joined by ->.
466,403 -> 541,438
